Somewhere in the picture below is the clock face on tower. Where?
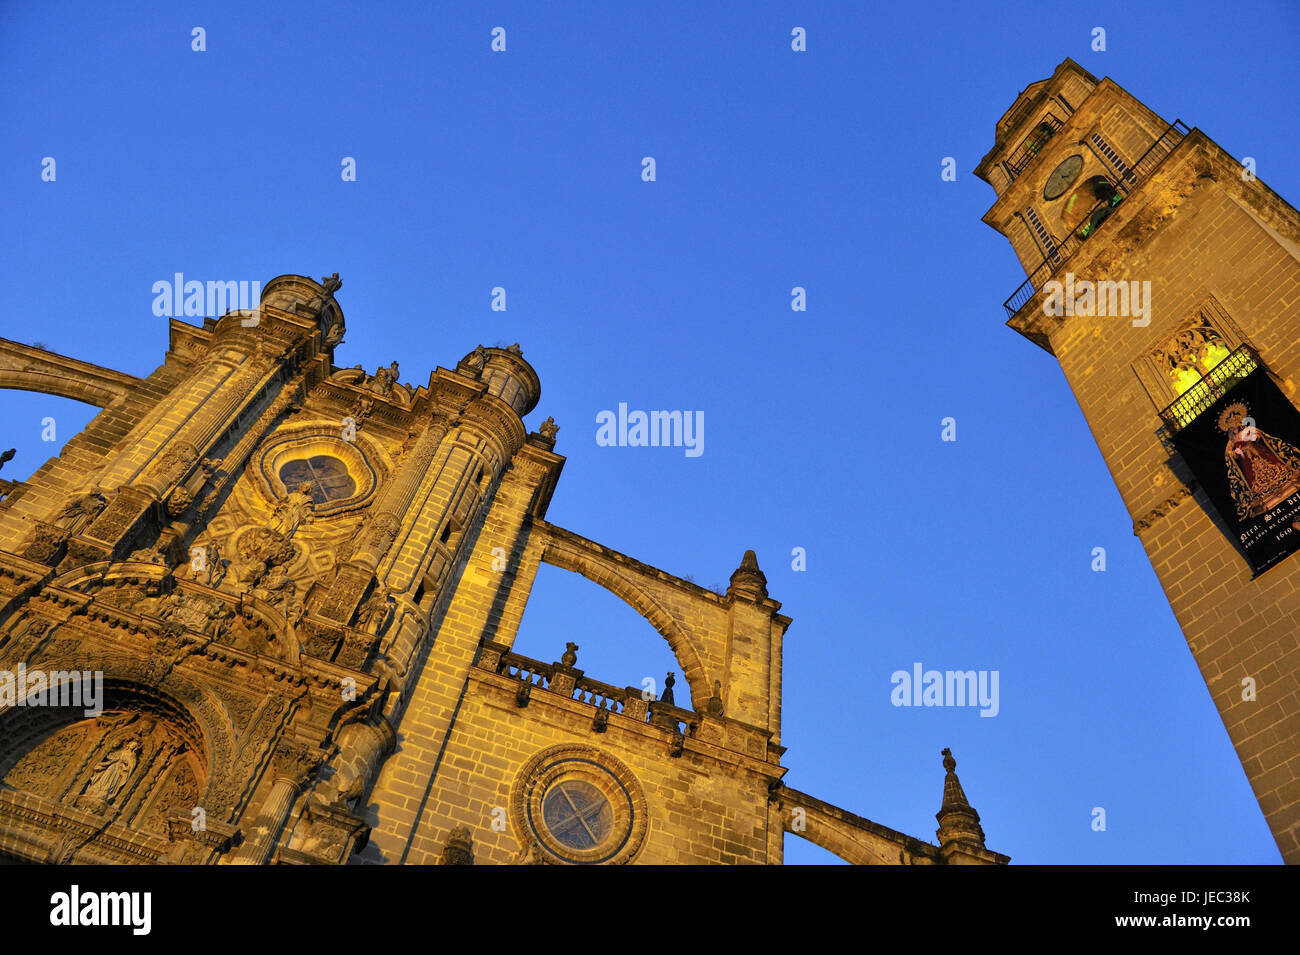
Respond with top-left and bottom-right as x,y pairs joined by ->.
1043,154 -> 1084,201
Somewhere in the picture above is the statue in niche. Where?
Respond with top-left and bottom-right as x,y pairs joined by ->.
253,571 -> 301,642
356,588 -> 394,636
350,393 -> 375,427
192,537 -> 227,587
57,486 -> 106,536
1151,320 -> 1231,396
82,735 -> 143,807
269,482 -> 315,539
285,590 -> 307,630
336,514 -> 369,563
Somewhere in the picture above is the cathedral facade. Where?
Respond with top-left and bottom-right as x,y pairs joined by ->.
978,58 -> 1300,862
0,275 -> 1004,865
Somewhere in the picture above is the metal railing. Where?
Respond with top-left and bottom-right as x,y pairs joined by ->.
1123,120 -> 1191,189
1158,345 -> 1259,434
1003,114 -> 1065,182
1002,120 -> 1191,320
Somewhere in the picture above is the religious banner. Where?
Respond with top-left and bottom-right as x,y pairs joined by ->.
1172,365 -> 1300,575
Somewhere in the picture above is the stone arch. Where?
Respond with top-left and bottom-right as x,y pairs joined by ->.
784,820 -> 895,866
0,677 -> 225,862
0,680 -> 207,781
0,680 -> 213,839
779,787 -> 941,866
539,535 -> 713,707
0,337 -> 141,407
7,643 -> 246,821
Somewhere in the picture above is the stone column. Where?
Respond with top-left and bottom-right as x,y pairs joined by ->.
229,741 -> 322,866
353,416 -> 452,569
312,416 -> 452,636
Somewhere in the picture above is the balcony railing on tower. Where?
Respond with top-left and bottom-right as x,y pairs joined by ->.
1001,120 -> 1191,321
1002,113 -> 1065,183
1157,344 -> 1259,434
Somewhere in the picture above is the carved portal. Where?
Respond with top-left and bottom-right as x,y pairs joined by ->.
2,710 -> 206,834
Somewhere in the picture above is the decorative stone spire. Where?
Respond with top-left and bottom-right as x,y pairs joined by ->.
456,344 -> 541,416
560,641 -> 578,668
935,748 -> 987,852
726,549 -> 768,600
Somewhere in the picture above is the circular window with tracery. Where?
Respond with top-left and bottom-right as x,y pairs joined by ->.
543,779 -> 613,850
252,428 -> 380,518
512,745 -> 647,864
278,455 -> 356,504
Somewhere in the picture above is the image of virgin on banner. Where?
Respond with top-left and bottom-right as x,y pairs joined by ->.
1172,365 -> 1300,576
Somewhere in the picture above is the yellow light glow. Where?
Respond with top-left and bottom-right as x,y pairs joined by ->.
1200,342 -> 1229,370
1171,366 -> 1203,395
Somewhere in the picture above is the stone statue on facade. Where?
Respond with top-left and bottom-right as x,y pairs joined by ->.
82,736 -> 143,806
462,346 -> 487,377
269,482 -> 315,539
357,588 -> 394,636
58,486 -> 106,536
365,361 -> 400,397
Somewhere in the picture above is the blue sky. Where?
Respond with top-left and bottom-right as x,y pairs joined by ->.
3,1 -> 1297,863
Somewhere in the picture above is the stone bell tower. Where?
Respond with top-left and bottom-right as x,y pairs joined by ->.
976,58 -> 1300,861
